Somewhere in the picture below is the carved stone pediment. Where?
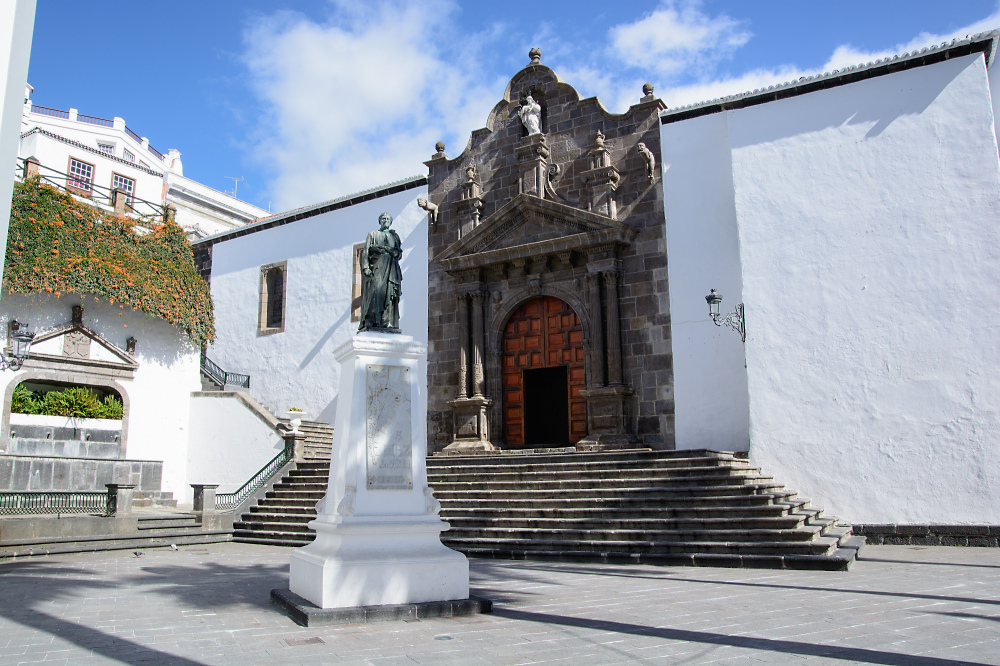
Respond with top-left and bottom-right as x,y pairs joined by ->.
26,322 -> 139,375
435,194 -> 637,274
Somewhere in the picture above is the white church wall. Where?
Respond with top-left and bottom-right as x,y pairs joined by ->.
0,293 -> 201,499
728,53 -> 1000,524
660,112 -> 750,451
206,187 -> 429,428
187,393 -> 285,493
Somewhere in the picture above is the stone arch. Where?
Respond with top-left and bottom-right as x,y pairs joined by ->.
492,293 -> 588,446
1,369 -> 132,457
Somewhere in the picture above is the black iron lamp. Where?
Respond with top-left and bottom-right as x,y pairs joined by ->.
705,289 -> 745,343
3,321 -> 35,370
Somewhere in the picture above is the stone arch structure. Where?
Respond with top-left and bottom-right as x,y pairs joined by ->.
499,296 -> 586,446
1,370 -> 132,457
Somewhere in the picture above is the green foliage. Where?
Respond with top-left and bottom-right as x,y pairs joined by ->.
10,383 -> 123,420
5,179 -> 214,345
10,383 -> 39,414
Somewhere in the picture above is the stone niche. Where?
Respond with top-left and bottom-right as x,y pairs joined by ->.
423,51 -> 674,453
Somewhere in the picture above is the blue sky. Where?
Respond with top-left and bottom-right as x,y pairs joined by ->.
25,1 -> 1000,212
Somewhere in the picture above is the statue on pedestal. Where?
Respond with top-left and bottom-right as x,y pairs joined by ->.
358,212 -> 403,333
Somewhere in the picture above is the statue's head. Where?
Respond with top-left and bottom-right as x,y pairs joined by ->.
378,212 -> 393,228
525,94 -> 534,104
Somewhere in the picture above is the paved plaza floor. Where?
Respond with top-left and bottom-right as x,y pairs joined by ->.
0,543 -> 997,665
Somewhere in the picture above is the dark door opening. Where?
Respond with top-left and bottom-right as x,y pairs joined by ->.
523,366 -> 569,446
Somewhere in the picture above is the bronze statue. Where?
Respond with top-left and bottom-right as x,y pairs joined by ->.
358,212 -> 403,333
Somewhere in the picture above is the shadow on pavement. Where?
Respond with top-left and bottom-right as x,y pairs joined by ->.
491,607 -> 994,666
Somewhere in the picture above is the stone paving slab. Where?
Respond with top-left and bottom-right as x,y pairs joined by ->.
0,543 -> 997,665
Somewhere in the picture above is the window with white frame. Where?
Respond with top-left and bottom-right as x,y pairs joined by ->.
67,158 -> 94,193
123,149 -> 135,162
111,173 -> 135,207
98,143 -> 115,155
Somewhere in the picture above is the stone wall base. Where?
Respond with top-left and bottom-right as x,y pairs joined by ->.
851,524 -> 1000,547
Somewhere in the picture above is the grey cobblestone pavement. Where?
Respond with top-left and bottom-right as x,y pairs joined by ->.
0,542 -> 997,665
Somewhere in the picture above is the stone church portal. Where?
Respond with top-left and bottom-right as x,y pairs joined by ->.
425,49 -> 673,453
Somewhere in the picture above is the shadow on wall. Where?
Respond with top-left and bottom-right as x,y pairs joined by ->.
730,57 -> 965,148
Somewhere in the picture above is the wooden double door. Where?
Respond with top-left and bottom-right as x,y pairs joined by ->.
502,297 -> 587,446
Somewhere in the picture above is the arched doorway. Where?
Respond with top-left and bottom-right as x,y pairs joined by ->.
502,296 -> 586,446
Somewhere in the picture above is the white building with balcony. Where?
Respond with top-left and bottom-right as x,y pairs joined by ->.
17,85 -> 268,238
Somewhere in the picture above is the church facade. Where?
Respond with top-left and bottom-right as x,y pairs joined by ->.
424,51 -> 673,453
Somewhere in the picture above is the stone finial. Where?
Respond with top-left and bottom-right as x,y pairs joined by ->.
529,47 -> 541,64
465,163 -> 478,183
72,305 -> 84,325
434,141 -> 445,155
594,130 -> 605,150
126,336 -> 137,354
642,82 -> 654,97
164,204 -> 177,223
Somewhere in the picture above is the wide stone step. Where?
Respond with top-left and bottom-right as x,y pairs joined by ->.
437,494 -> 803,513
0,530 -> 232,559
430,475 -> 775,493
427,449 -> 741,466
257,497 -> 320,509
428,458 -> 746,476
243,502 -> 316,519
272,481 -> 328,491
232,530 -> 315,546
444,521 -> 828,542
428,466 -> 763,484
442,510 -> 821,529
432,483 -> 790,500
234,519 -> 314,532
136,515 -> 202,530
452,546 -> 856,571
441,535 -> 839,556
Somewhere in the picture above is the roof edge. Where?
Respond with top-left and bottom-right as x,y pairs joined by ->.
661,30 -> 1000,125
191,175 -> 427,248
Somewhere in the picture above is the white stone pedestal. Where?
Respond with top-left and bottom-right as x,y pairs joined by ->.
289,333 -> 469,609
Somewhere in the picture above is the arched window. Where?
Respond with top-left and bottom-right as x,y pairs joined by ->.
258,261 -> 287,334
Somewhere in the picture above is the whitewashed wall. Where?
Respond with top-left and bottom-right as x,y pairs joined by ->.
18,129 -> 164,207
187,394 -> 285,493
663,52 -> 1000,524
0,0 -> 36,282
207,188 -> 429,427
662,111 -> 750,451
0,293 -> 201,499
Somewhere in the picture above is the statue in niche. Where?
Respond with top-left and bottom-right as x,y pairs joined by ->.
519,94 -> 542,135
358,212 -> 403,333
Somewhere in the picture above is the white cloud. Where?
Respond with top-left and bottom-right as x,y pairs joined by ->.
609,0 -> 751,78
241,1 -> 1000,210
242,1 -> 502,210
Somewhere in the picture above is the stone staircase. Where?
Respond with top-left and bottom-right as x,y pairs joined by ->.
228,446 -> 862,571
0,513 -> 231,559
427,449 -> 863,570
231,421 -> 334,546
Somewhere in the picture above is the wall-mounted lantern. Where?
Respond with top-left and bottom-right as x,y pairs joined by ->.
705,289 -> 745,343
3,321 -> 35,370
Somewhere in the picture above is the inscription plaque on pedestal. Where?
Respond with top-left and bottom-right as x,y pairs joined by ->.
365,364 -> 413,490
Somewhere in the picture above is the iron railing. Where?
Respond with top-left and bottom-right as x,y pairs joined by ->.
78,113 -> 114,128
124,125 -> 142,144
18,158 -> 167,221
30,104 -> 69,119
147,145 -> 164,161
215,444 -> 293,512
0,490 -> 115,516
200,352 -> 250,389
